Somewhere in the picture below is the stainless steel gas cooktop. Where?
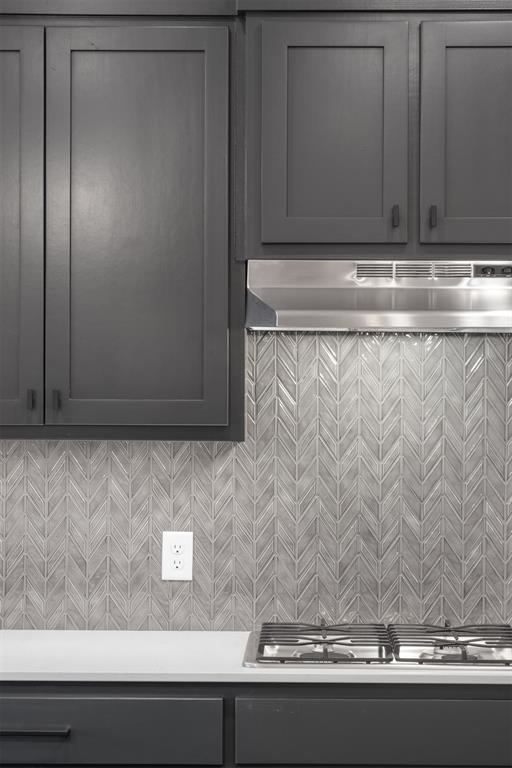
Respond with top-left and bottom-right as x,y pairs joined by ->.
243,619 -> 512,666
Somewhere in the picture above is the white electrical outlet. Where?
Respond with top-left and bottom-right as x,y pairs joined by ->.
162,531 -> 193,581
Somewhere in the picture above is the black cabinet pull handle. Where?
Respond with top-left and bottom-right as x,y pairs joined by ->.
0,727 -> 71,739
391,204 -> 400,228
429,205 -> 438,228
52,390 -> 62,411
26,389 -> 36,410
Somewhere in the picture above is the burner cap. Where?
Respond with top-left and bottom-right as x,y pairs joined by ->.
299,649 -> 356,661
438,652 -> 478,662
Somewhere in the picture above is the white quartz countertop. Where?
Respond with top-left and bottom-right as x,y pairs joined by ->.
1,630 -> 511,684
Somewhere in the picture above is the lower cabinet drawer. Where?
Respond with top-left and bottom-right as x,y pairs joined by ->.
235,698 -> 512,766
0,696 -> 223,764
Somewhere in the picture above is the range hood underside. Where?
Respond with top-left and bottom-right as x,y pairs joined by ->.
246,261 -> 512,334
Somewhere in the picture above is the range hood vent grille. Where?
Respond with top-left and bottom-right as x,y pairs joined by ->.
434,263 -> 473,278
395,262 -> 433,278
356,262 -> 474,280
356,262 -> 393,279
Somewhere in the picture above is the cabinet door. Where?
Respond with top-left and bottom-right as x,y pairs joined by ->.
46,27 -> 229,425
260,21 -> 408,244
235,698 -> 512,766
0,696 -> 223,765
0,28 -> 44,425
421,22 -> 512,243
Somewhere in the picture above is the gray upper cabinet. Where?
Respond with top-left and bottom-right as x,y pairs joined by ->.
45,26 -> 230,426
421,22 -> 512,243
260,21 -> 409,244
0,27 -> 44,426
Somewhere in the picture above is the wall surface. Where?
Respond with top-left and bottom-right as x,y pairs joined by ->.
1,332 -> 511,629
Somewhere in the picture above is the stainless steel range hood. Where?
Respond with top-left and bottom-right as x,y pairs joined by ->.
246,260 -> 512,333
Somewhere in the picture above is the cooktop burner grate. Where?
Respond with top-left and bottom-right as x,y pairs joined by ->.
389,623 -> 512,665
249,621 -> 512,665
256,620 -> 393,664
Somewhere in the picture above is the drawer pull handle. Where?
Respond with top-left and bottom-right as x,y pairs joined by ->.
0,727 -> 71,739
52,389 -> 62,411
26,389 -> 37,410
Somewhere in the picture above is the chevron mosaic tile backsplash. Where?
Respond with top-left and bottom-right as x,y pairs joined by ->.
1,332 -> 511,629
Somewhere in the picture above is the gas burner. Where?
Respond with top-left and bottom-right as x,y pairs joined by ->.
252,620 -> 393,664
419,643 -> 480,663
298,645 -> 356,662
389,622 -> 512,665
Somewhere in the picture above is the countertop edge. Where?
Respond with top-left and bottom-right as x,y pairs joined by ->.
2,671 -> 511,684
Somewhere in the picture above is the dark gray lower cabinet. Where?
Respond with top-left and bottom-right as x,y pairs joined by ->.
0,27 -> 44,426
1,686 -> 511,768
421,21 -> 512,243
235,697 -> 512,766
0,697 -> 223,764
45,26 -> 230,426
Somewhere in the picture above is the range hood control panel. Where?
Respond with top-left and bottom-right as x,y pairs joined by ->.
475,264 -> 512,277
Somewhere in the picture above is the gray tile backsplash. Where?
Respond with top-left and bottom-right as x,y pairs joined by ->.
1,332 -> 511,629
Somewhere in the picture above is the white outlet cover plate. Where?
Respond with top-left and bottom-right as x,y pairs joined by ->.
162,531 -> 193,581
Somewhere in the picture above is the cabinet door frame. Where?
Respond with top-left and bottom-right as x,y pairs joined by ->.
260,20 -> 409,244
420,21 -> 512,243
45,25 -> 230,426
0,27 -> 44,426
235,697 -> 512,766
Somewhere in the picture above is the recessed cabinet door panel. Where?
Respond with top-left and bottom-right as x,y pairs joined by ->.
0,28 -> 44,425
0,697 -> 223,764
421,22 -> 512,243
46,27 -> 229,425
261,21 -> 408,243
235,698 -> 512,766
